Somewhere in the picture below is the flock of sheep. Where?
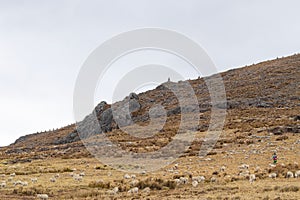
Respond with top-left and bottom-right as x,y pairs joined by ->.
0,162 -> 300,199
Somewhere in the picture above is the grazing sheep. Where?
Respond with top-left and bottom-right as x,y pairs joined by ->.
174,164 -> 179,170
192,176 -> 205,183
0,182 -> 6,188
79,172 -> 85,177
10,173 -> 16,177
249,174 -> 256,184
220,166 -> 226,172
54,174 -> 60,178
74,175 -> 83,181
238,164 -> 249,170
254,166 -> 261,173
192,180 -> 198,187
269,173 -> 277,179
142,187 -> 151,194
131,180 -> 139,186
174,179 -> 181,185
210,177 -> 217,182
131,174 -> 136,179
37,194 -> 49,200
13,180 -> 23,186
286,171 -> 294,178
112,187 -> 119,193
295,170 -> 300,178
107,187 -> 118,196
124,174 -> 131,179
179,177 -> 188,184
141,171 -> 147,175
50,177 -> 56,183
22,181 -> 28,186
31,178 -> 38,183
128,187 -> 139,194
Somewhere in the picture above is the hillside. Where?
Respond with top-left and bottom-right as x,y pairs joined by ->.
0,54 -> 299,200
2,54 -> 299,158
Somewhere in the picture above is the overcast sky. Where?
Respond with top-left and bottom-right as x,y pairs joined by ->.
0,0 -> 299,146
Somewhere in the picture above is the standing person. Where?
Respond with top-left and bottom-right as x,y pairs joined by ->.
272,152 -> 278,164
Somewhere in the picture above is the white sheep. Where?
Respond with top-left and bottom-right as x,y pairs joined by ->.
128,187 -> 139,194
210,177 -> 217,182
131,174 -> 136,179
79,172 -> 85,177
295,170 -> 300,178
124,174 -> 131,179
286,171 -> 294,178
174,179 -> 181,185
249,174 -> 256,184
13,180 -> 23,186
22,181 -> 28,186
54,174 -> 60,178
37,194 -> 49,200
73,175 -> 83,181
112,187 -> 119,193
50,177 -> 56,183
269,173 -> 277,179
192,176 -> 205,183
220,166 -> 226,172
10,173 -> 16,177
179,177 -> 188,184
238,164 -> 249,170
0,182 -> 6,188
31,178 -> 38,183
131,180 -> 139,186
192,180 -> 198,187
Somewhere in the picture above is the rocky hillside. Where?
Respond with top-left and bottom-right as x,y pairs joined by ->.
1,54 -> 299,161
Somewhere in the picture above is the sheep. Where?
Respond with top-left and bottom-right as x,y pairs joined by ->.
112,186 -> 119,194
124,174 -> 131,179
0,182 -> 6,188
13,180 -> 23,186
238,164 -> 249,170
128,187 -> 139,194
286,171 -> 294,178
79,172 -> 85,177
50,177 -> 56,183
31,178 -> 38,183
131,180 -> 139,186
254,166 -> 261,173
22,181 -> 28,186
295,170 -> 300,178
220,166 -> 226,172
179,177 -> 188,184
192,176 -> 205,183
54,174 -> 60,178
10,173 -> 16,177
142,187 -> 151,194
174,179 -> 181,185
192,180 -> 198,187
73,175 -> 83,181
37,194 -> 49,200
210,177 -> 217,182
249,174 -> 256,184
131,174 -> 136,179
269,173 -> 277,179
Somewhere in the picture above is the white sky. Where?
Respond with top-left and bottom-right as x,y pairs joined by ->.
0,0 -> 299,146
